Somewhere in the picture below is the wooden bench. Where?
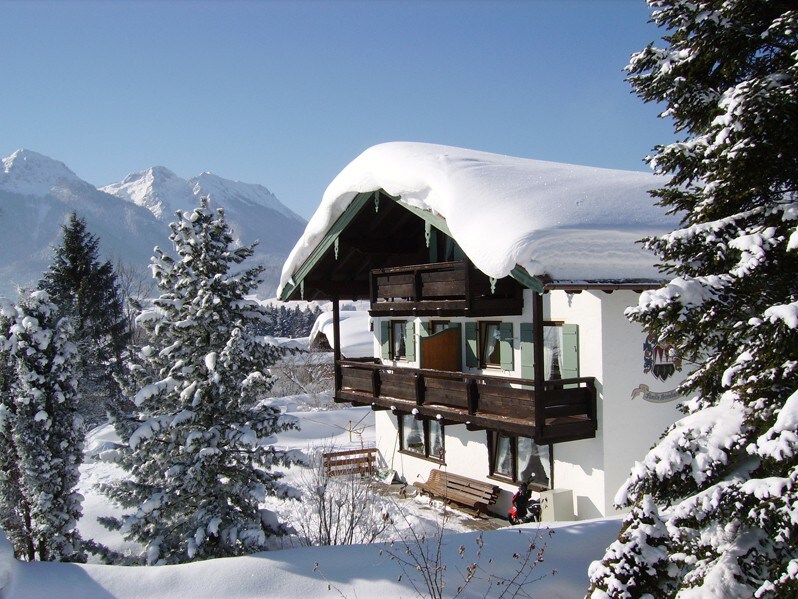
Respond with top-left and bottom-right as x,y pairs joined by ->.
412,469 -> 499,517
322,447 -> 378,477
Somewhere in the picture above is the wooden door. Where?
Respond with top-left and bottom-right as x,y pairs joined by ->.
420,327 -> 461,372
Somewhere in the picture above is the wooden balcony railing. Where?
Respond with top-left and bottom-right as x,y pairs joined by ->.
370,260 -> 468,313
369,260 -> 523,317
335,359 -> 597,444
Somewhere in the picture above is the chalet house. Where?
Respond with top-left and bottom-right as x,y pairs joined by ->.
278,142 -> 685,520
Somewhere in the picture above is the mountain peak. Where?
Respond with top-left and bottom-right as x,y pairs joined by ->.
1,149 -> 81,197
190,172 -> 303,222
101,166 -> 197,219
117,165 -> 179,185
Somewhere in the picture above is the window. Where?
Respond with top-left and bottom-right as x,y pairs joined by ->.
543,324 -> 563,380
391,320 -> 407,360
488,432 -> 551,486
466,321 -> 513,370
480,322 -> 502,368
518,322 -> 578,382
543,323 -> 578,381
430,320 -> 450,335
381,320 -> 416,362
399,413 -> 444,461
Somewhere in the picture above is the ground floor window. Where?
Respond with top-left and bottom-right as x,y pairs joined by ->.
488,432 -> 551,487
398,413 -> 444,462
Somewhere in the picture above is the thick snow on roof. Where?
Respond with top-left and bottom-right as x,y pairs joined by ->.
310,310 -> 373,358
279,142 -> 679,296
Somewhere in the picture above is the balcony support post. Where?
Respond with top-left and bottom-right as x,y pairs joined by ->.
532,291 -> 545,439
332,295 -> 342,392
467,379 -> 479,415
371,368 -> 381,398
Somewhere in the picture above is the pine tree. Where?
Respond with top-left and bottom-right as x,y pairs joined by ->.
39,212 -> 129,424
99,198 -> 298,565
0,299 -> 32,560
587,496 -> 675,598
589,2 -> 798,596
0,291 -> 85,562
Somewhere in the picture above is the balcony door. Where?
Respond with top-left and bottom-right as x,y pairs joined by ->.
420,325 -> 461,372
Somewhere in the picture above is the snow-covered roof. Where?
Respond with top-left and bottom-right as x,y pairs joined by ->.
310,310 -> 373,359
279,142 -> 678,297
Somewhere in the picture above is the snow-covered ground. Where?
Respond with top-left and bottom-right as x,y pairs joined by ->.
0,394 -> 622,598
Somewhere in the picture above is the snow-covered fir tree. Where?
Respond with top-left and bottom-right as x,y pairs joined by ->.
0,291 -> 85,562
39,212 -> 129,425
589,1 -> 797,597
0,299 -> 31,560
255,304 -> 322,338
99,198 -> 298,565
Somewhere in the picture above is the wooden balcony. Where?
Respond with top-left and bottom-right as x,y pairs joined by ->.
335,360 -> 597,444
370,260 -> 523,317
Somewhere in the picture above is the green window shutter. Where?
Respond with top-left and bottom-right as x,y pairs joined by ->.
465,322 -> 478,368
405,321 -> 416,362
380,320 -> 390,360
500,322 -> 514,371
520,323 -> 534,380
419,321 -> 430,337
560,323 -> 579,379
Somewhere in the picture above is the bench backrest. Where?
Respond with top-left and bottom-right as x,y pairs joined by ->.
427,469 -> 499,504
322,447 -> 377,477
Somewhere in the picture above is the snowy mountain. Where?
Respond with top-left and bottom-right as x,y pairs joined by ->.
0,150 -> 172,297
0,149 -> 86,197
101,167 -> 306,256
0,150 -> 306,297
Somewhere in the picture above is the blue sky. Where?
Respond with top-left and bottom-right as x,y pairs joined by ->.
1,0 -> 672,220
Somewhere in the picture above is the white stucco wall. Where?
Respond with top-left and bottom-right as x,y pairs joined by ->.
597,291 -> 684,514
370,288 -> 686,521
546,290 -> 685,519
546,290 -> 607,519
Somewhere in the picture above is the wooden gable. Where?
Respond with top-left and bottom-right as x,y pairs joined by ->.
280,190 -> 543,307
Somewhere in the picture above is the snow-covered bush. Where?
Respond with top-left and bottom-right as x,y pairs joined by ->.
98,198 -> 299,564
290,444 -> 393,546
590,2 -> 798,596
268,349 -> 335,407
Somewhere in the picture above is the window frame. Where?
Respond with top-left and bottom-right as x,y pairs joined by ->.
398,413 -> 445,463
389,319 -> 407,361
479,321 -> 502,369
487,431 -> 552,487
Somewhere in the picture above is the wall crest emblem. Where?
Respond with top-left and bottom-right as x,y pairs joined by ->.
643,334 -> 682,382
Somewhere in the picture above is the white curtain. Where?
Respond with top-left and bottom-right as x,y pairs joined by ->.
517,437 -> 551,486
428,420 -> 443,459
543,326 -> 563,380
